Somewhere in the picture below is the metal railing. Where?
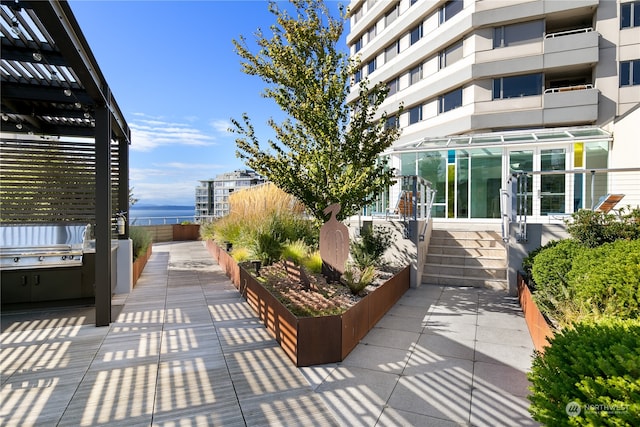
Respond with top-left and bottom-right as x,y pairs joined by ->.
544,84 -> 594,93
501,167 -> 640,243
131,216 -> 195,226
544,27 -> 593,39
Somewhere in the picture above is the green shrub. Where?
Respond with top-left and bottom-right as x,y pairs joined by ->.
342,264 -> 376,295
281,240 -> 310,265
130,226 -> 152,261
531,239 -> 586,321
566,207 -> 640,248
568,239 -> 640,321
231,246 -> 251,263
522,240 -> 560,285
302,250 -> 323,274
350,225 -> 393,269
199,221 -> 215,240
528,319 -> 640,426
249,232 -> 282,266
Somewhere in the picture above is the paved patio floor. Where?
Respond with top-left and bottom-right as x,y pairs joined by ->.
1,241 -> 538,426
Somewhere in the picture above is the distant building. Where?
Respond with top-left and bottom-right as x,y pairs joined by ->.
195,169 -> 267,221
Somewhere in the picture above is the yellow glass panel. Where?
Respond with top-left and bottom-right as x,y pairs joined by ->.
574,142 -> 584,168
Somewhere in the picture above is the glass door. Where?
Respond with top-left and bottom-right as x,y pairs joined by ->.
539,148 -> 567,215
507,146 -> 570,219
508,150 -> 533,217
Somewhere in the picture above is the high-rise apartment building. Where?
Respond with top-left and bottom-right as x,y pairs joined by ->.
348,0 -> 640,221
195,169 -> 267,222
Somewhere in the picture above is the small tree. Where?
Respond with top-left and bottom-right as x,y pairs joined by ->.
231,0 -> 401,221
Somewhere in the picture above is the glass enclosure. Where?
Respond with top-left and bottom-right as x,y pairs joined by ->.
395,137 -> 609,220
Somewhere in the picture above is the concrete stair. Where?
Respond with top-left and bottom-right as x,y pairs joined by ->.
422,228 -> 507,290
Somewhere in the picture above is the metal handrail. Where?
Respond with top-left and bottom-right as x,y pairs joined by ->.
544,84 -> 594,94
502,167 -> 640,243
544,27 -> 593,38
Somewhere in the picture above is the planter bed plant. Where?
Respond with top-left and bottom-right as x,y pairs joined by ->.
206,240 -> 409,366
521,208 -> 640,426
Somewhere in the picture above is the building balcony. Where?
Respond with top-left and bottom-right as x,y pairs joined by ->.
469,84 -> 598,130
543,28 -> 599,69
543,85 -> 599,125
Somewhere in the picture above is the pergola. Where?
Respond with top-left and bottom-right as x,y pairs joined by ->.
1,0 -> 131,326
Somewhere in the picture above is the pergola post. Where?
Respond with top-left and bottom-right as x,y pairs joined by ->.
95,98 -> 112,327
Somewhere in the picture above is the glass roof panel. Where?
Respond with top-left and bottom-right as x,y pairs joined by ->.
534,132 -> 570,140
390,127 -> 611,152
504,134 -> 535,142
471,136 -> 503,144
451,136 -> 471,145
568,128 -> 609,137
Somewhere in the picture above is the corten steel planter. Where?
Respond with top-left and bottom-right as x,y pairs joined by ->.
133,245 -> 152,286
517,272 -> 554,353
205,240 -> 240,286
172,224 -> 200,241
206,240 -> 410,366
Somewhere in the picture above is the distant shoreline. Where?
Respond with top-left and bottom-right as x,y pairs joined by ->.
131,205 -> 193,210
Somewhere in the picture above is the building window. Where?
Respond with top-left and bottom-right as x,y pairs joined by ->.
409,105 -> 422,124
353,6 -> 363,24
493,73 -> 543,99
355,37 -> 362,53
493,20 -> 544,48
439,0 -> 463,24
438,88 -> 463,113
367,25 -> 377,43
621,1 -> 640,28
410,24 -> 423,45
387,77 -> 399,95
368,58 -> 377,74
385,3 -> 399,26
385,115 -> 399,130
620,59 -> 640,86
439,40 -> 463,69
410,64 -> 422,85
354,68 -> 362,84
410,0 -> 420,5
385,41 -> 399,62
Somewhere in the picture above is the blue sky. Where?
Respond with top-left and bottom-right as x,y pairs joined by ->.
69,0 -> 348,206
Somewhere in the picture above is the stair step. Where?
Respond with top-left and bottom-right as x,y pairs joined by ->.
421,274 -> 508,290
423,264 -> 507,280
425,255 -> 506,268
424,227 -> 507,291
431,230 -> 503,240
429,237 -> 505,248
427,245 -> 505,257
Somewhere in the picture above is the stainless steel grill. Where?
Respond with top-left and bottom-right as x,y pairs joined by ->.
0,224 -> 89,270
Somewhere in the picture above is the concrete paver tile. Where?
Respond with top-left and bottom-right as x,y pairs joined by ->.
360,327 -> 420,350
378,406 -> 469,427
475,325 -> 535,348
387,374 -> 472,424
374,313 -> 427,333
416,333 -> 476,360
314,366 -> 399,427
341,343 -> 411,374
474,341 -> 535,371
469,386 -> 539,427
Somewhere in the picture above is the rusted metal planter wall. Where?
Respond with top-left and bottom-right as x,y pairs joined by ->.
205,240 -> 240,286
132,245 -> 152,287
206,240 -> 409,366
172,224 -> 200,241
517,272 -> 554,353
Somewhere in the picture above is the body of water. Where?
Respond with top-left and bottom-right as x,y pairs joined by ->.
129,206 -> 195,225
